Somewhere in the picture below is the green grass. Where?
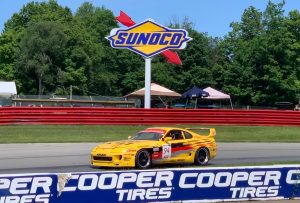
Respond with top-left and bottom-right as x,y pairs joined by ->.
0,125 -> 299,143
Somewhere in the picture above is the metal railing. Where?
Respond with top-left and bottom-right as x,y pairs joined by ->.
10,95 -> 136,108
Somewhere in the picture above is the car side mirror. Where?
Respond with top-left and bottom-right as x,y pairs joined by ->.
162,137 -> 172,142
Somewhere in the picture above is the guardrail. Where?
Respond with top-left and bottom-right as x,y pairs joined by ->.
0,107 -> 299,126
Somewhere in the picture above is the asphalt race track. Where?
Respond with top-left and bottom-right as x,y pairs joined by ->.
0,143 -> 300,174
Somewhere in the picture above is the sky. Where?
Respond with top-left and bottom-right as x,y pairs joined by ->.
0,0 -> 299,37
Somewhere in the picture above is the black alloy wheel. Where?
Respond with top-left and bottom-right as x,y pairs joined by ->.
135,149 -> 151,169
194,147 -> 210,166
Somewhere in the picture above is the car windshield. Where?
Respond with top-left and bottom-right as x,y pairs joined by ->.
131,132 -> 163,141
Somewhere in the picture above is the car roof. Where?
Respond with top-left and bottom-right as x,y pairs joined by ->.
146,127 -> 185,131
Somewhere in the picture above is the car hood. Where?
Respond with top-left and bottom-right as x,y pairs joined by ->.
95,140 -> 159,150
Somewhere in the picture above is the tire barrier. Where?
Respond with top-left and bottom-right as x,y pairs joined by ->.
0,107 -> 300,126
0,165 -> 299,203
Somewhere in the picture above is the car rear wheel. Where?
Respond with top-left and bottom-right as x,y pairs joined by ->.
194,147 -> 210,166
135,149 -> 151,169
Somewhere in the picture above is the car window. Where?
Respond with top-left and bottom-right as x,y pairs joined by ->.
183,131 -> 192,139
166,130 -> 184,140
131,132 -> 163,141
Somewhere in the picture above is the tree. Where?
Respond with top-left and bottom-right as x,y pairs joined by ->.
178,30 -> 219,92
17,21 -> 67,95
74,3 -> 127,95
241,6 -> 263,40
75,2 -> 117,43
0,0 -> 72,94
285,10 -> 300,101
0,30 -> 17,81
220,0 -> 299,105
4,0 -> 73,32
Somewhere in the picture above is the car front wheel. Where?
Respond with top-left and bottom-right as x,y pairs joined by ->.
194,147 -> 210,166
135,149 -> 151,169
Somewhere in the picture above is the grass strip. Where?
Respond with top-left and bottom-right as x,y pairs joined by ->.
0,125 -> 299,143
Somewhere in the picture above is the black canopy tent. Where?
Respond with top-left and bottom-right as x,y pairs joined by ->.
181,86 -> 209,108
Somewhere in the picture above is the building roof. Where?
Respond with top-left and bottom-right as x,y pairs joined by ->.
0,81 -> 17,95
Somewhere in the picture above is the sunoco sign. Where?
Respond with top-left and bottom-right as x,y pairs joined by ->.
106,19 -> 191,58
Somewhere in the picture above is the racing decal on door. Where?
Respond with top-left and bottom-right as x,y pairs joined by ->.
162,144 -> 171,159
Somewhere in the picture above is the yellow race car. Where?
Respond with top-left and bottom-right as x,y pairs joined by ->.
91,127 -> 217,169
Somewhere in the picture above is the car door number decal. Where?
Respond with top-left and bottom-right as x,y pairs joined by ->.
162,144 -> 171,159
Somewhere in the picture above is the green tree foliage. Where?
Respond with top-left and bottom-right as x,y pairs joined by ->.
0,0 -> 72,94
74,2 -> 143,96
285,10 -> 300,100
220,0 -> 300,105
17,21 -> 67,95
0,30 -> 16,81
0,0 -> 299,106
157,18 -> 220,93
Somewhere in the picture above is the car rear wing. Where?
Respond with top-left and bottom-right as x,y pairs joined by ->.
185,128 -> 216,138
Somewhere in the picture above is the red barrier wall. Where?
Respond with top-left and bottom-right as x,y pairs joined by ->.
0,107 -> 300,126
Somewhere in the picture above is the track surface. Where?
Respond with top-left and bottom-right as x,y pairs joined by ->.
0,143 -> 300,174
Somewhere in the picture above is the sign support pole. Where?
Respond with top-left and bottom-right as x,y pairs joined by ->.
144,58 -> 152,108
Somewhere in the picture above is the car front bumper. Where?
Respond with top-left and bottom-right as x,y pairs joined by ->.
91,151 -> 136,168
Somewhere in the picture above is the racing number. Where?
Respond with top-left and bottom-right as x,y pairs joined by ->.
162,144 -> 171,159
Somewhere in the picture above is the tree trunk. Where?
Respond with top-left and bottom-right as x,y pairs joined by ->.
38,77 -> 42,99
